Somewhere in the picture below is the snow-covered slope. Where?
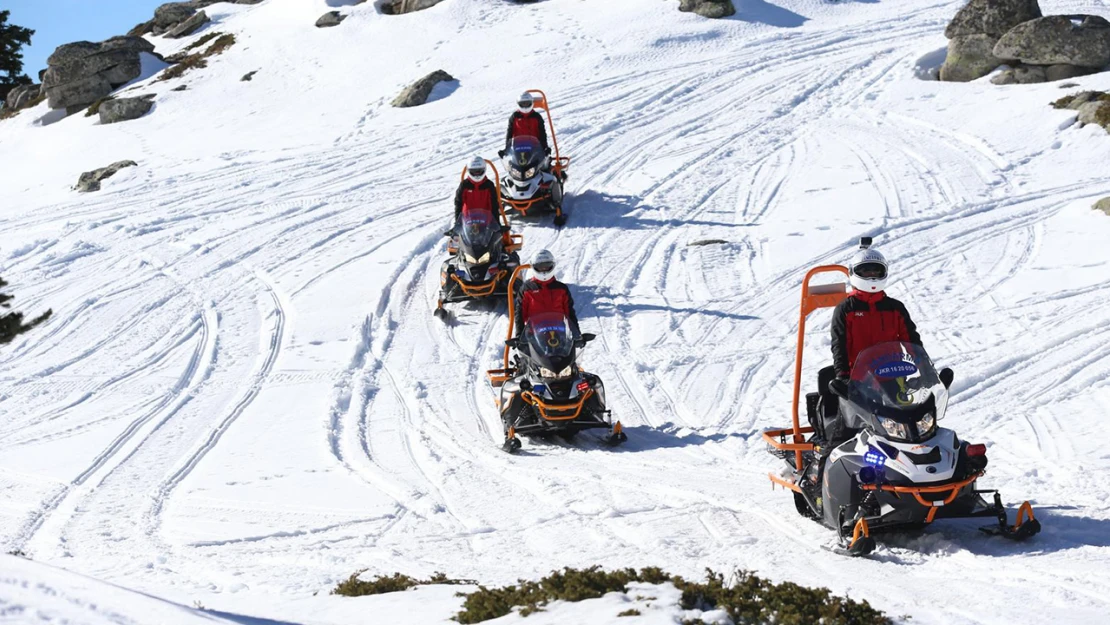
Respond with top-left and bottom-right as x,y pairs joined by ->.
2,0 -> 1110,623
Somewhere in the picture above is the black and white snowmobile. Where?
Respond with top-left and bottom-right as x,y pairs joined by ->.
434,205 -> 521,321
500,136 -> 566,226
499,89 -> 571,227
764,267 -> 1040,556
487,268 -> 624,453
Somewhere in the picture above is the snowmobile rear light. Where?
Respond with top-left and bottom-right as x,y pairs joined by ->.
576,380 -> 590,393
966,444 -> 987,457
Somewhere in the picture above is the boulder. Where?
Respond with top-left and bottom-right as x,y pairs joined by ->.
128,20 -> 155,37
381,0 -> 446,15
99,96 -> 155,124
1060,91 -> 1107,110
993,64 -> 1048,84
940,34 -> 1004,82
154,2 -> 196,28
678,0 -> 736,18
76,161 -> 137,193
391,70 -> 455,107
1077,100 -> 1108,125
945,0 -> 1042,38
994,15 -> 1110,68
1045,64 -> 1096,81
167,11 -> 210,38
5,84 -> 42,111
42,37 -> 155,111
316,11 -> 346,27
1095,197 -> 1110,215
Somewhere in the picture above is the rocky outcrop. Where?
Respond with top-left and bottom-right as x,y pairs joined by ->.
5,84 -> 42,111
391,70 -> 455,107
43,37 -> 155,112
381,0 -> 446,15
167,11 -> 210,38
945,0 -> 1041,38
1076,100 -> 1109,126
994,15 -> 1110,68
678,0 -> 736,19
941,34 -> 1005,82
990,64 -> 1047,84
99,95 -> 155,124
316,11 -> 347,27
76,161 -> 138,193
154,3 -> 197,30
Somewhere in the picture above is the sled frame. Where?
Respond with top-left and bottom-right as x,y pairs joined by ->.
487,264 -> 532,387
762,265 -> 850,474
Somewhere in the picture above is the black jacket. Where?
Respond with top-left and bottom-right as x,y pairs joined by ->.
831,291 -> 921,377
505,111 -> 550,154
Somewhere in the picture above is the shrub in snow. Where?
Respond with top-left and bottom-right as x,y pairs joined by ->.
331,571 -> 471,596
0,277 -> 51,345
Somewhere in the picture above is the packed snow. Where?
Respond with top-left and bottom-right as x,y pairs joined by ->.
2,0 -> 1110,623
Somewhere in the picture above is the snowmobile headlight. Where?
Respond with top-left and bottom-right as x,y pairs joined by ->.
464,253 -> 479,264
876,416 -> 908,440
478,251 -> 490,264
539,366 -> 573,379
524,167 -> 537,179
916,412 -> 936,437
511,167 -> 525,180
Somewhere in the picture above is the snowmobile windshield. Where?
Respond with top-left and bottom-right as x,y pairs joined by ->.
524,312 -> 574,361
460,207 -> 497,254
848,342 -> 949,440
508,137 -> 543,180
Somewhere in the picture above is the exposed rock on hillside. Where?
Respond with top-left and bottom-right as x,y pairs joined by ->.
678,0 -> 736,19
167,11 -> 211,39
941,34 -> 1005,82
994,15 -> 1110,68
945,0 -> 1041,38
381,0 -> 446,15
100,96 -> 156,125
76,161 -> 138,193
316,11 -> 347,28
43,37 -> 155,113
5,84 -> 43,112
392,70 -> 456,107
1095,197 -> 1110,215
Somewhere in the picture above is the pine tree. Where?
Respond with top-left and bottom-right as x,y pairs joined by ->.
0,276 -> 51,344
0,10 -> 35,101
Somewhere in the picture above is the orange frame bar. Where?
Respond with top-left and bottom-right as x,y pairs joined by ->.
449,270 -> 508,298
763,265 -> 849,470
487,264 -> 532,387
523,89 -> 569,178
459,160 -> 521,252
521,388 -> 594,421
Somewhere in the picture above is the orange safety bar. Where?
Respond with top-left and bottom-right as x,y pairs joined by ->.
861,471 -> 983,524
487,264 -> 531,387
448,270 -> 508,298
1014,501 -> 1035,528
523,89 -> 570,178
504,195 -> 549,216
521,388 -> 594,421
763,266 -> 850,470
850,518 -> 871,545
459,160 -> 522,252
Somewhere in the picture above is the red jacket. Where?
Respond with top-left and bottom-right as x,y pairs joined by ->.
454,178 -> 501,221
514,279 -> 581,337
505,111 -> 549,153
831,290 -> 921,377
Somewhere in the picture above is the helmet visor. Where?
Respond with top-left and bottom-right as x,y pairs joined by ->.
518,98 -> 533,110
533,260 -> 555,274
468,165 -> 485,179
854,262 -> 887,280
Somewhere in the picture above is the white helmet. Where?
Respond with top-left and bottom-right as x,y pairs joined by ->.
466,156 -> 487,183
848,242 -> 888,293
517,92 -> 534,114
531,249 -> 555,282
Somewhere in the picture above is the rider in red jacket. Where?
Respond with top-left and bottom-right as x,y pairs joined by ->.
449,157 -> 505,234
514,249 -> 581,339
501,92 -> 550,156
831,243 -> 921,378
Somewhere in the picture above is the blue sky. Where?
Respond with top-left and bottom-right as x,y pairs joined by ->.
6,0 -> 165,79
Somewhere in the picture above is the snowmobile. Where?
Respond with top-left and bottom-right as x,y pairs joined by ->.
763,265 -> 1040,556
435,160 -> 524,321
486,265 -> 625,453
500,89 -> 571,227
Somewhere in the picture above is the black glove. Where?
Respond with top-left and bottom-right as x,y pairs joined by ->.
500,225 -> 511,233
544,147 -> 552,156
498,149 -> 507,158
443,229 -> 456,237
